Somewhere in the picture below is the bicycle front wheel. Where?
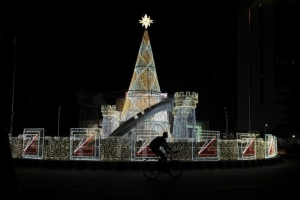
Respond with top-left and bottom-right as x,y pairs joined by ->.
143,162 -> 160,180
168,160 -> 183,178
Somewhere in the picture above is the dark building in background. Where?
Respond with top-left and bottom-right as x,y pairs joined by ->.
237,0 -> 299,134
77,90 -> 103,128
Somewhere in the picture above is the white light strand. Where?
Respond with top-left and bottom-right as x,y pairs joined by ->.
173,91 -> 198,138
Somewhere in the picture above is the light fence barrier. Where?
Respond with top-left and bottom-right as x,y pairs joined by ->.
22,128 -> 44,159
70,128 -> 100,161
236,133 -> 256,160
9,129 -> 278,161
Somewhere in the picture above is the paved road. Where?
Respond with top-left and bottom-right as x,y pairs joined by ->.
10,155 -> 300,200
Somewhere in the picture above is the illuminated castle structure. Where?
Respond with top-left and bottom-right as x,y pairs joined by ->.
173,91 -> 198,138
119,29 -> 171,136
101,105 -> 120,136
9,14 -> 279,163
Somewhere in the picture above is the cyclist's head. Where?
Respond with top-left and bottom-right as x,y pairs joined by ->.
162,132 -> 168,138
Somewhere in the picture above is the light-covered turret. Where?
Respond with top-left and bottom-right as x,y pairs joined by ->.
172,91 -> 198,138
101,105 -> 120,136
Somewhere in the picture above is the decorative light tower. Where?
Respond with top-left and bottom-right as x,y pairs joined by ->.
119,14 -> 170,136
101,105 -> 120,136
173,91 -> 198,138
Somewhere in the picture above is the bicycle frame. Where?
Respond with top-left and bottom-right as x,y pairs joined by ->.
143,151 -> 183,180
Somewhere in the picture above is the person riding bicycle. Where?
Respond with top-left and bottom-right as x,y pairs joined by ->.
149,132 -> 176,173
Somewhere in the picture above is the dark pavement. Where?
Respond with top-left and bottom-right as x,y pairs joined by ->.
8,155 -> 300,200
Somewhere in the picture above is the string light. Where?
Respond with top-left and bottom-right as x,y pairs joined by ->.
173,91 -> 198,139
265,134 -> 277,158
22,128 -> 44,159
120,29 -> 169,135
236,133 -> 256,160
70,128 -> 101,161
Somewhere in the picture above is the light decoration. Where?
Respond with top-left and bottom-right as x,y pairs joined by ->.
99,136 -> 131,161
265,134 -> 277,158
10,133 -> 275,161
43,136 -> 70,160
192,125 -> 202,142
10,136 -> 23,158
101,105 -> 120,136
132,129 -> 159,161
139,14 -> 153,29
219,139 -> 239,160
22,128 -> 44,159
193,130 -> 220,161
119,27 -> 170,136
70,128 -> 100,161
173,91 -> 198,138
7,14 -> 280,163
255,138 -> 265,159
274,135 -> 278,155
167,137 -> 194,161
236,133 -> 256,160
131,129 -> 193,161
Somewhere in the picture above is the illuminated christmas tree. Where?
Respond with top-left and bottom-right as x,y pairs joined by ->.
120,14 -> 170,136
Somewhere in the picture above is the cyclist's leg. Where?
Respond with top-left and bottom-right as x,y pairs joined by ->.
152,149 -> 168,172
160,153 -> 169,172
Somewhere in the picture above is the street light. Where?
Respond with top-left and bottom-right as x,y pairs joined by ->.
9,35 -> 16,137
58,104 -> 63,137
247,2 -> 261,133
248,5 -> 252,134
224,107 -> 228,136
264,123 -> 268,134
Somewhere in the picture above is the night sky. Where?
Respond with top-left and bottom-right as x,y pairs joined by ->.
3,1 -> 295,136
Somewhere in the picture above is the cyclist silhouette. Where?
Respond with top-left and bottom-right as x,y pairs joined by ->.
149,132 -> 175,173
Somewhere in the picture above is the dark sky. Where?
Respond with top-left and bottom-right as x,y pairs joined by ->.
0,1 -> 239,136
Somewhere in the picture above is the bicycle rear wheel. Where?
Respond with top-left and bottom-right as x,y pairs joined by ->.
143,162 -> 160,180
168,160 -> 183,178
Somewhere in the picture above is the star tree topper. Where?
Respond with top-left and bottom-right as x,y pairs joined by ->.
139,14 -> 153,29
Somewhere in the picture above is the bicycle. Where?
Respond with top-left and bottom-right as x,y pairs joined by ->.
143,151 -> 183,180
